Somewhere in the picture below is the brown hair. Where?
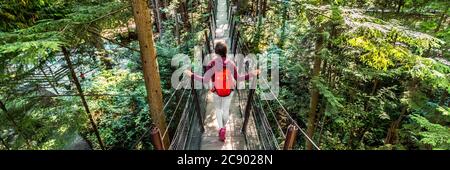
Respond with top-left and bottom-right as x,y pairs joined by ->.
214,41 -> 227,57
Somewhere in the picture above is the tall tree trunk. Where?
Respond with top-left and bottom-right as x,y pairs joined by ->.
0,137 -> 9,150
385,107 -> 406,145
355,126 -> 369,149
95,46 -> 113,70
250,0 -> 255,17
434,90 -> 448,124
434,6 -> 448,33
315,98 -> 326,144
151,0 -> 163,35
92,24 -> 113,70
385,79 -> 418,145
317,115 -> 327,147
256,0 -> 260,17
237,0 -> 249,15
159,0 -> 167,20
45,63 -> 61,90
364,78 -> 379,111
396,0 -> 404,13
39,66 -> 59,95
0,100 -> 32,149
261,0 -> 267,17
174,11 -> 181,44
448,93 -> 450,108
315,59 -> 327,132
279,1 -> 288,48
179,0 -> 191,31
306,28 -> 324,150
328,65 -> 335,87
131,0 -> 169,149
371,78 -> 379,95
62,47 -> 105,150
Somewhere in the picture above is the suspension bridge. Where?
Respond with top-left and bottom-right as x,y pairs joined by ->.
135,0 -> 320,150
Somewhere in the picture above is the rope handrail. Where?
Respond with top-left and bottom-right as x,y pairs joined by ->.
260,78 -> 321,150
256,88 -> 286,139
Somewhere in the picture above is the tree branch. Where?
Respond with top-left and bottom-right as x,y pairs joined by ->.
87,29 -> 140,52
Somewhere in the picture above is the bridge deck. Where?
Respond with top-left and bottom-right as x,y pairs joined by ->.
200,91 -> 247,150
199,0 -> 249,150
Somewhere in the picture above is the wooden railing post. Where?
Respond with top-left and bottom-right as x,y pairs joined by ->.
283,124 -> 298,150
233,31 -> 240,54
192,76 -> 205,132
208,0 -> 216,30
209,13 -> 215,39
228,16 -> 233,38
242,89 -> 255,133
228,17 -> 236,38
204,30 -> 211,54
227,3 -> 232,22
213,0 -> 218,21
226,0 -> 229,18
150,126 -> 165,150
229,19 -> 237,49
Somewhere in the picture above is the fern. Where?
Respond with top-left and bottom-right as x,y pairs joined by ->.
410,114 -> 450,149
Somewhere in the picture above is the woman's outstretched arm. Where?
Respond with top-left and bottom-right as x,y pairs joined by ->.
185,60 -> 215,82
230,61 -> 260,81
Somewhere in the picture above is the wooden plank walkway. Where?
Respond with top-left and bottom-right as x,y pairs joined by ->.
199,0 -> 248,150
199,92 -> 247,150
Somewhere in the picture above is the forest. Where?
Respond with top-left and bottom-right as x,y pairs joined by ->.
0,0 -> 449,150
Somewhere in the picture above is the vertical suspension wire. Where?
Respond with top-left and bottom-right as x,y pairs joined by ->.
173,93 -> 192,150
180,93 -> 194,149
250,105 -> 267,150
161,87 -> 188,140
252,95 -> 279,150
252,97 -> 273,150
258,88 -> 286,139
255,93 -> 281,150
169,91 -> 192,150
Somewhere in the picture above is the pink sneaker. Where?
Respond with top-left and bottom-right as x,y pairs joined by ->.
219,128 -> 226,141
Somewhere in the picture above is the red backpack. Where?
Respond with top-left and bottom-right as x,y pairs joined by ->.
214,67 -> 234,97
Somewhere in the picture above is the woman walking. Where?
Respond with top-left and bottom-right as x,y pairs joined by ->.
185,41 -> 260,142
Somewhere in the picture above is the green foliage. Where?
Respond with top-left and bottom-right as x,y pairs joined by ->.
312,77 -> 343,114
0,93 -> 86,149
409,114 -> 450,149
0,0 -> 449,151
242,1 -> 449,150
83,68 -> 151,149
